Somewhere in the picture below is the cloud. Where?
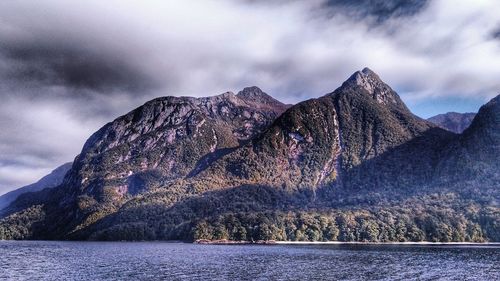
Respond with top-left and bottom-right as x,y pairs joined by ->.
0,0 -> 499,192
492,26 -> 500,39
1,42 -> 156,92
323,0 -> 430,22
0,96 -> 99,187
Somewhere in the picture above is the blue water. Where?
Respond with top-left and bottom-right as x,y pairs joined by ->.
0,241 -> 498,280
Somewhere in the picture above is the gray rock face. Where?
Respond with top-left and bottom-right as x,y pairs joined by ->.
0,163 -> 72,210
428,112 -> 476,133
62,88 -> 289,201
344,67 -> 408,110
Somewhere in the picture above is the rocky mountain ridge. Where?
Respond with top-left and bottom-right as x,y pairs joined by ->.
187,67 -> 438,192
1,69 -> 498,242
62,87 -> 288,198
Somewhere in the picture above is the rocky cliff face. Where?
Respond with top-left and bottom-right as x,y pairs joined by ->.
428,112 -> 476,133
63,87 -> 288,200
342,68 -> 409,109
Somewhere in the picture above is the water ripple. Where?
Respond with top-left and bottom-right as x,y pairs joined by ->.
0,241 -> 498,280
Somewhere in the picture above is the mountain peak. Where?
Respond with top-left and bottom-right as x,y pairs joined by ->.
476,94 -> 499,119
237,86 -> 288,110
361,67 -> 376,76
349,66 -> 380,81
342,67 -> 405,108
237,86 -> 271,102
237,86 -> 264,96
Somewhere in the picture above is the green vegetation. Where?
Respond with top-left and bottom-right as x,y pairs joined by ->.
3,185 -> 492,242
191,208 -> 493,243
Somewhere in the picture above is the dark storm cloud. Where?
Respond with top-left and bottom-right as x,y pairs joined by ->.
243,0 -> 429,23
323,0 -> 430,22
0,39 -> 156,93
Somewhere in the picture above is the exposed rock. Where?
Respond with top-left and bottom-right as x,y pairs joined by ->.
63,89 -> 288,201
343,67 -> 408,109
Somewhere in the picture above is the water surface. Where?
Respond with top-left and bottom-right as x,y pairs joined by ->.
1,241 -> 498,280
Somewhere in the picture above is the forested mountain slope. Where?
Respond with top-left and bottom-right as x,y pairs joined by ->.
0,69 -> 498,242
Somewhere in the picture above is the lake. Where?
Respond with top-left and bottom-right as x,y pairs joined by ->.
0,241 -> 498,280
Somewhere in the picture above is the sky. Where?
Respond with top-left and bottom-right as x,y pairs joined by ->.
0,0 -> 499,193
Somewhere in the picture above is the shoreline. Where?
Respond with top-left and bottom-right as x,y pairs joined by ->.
273,241 -> 500,246
2,239 -> 499,246
194,239 -> 500,246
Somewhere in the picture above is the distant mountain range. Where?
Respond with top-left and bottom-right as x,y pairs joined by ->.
1,68 -> 498,242
428,112 -> 476,133
0,163 -> 72,210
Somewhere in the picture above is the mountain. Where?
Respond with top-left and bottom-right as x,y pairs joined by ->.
0,163 -> 72,210
0,87 -> 289,239
190,67 -> 436,190
428,112 -> 476,133
1,69 -> 498,242
437,96 -> 500,183
62,86 -> 288,199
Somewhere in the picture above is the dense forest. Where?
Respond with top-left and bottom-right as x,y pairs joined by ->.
2,183 -> 497,243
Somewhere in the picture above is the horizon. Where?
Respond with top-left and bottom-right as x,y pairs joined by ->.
1,0 -> 499,191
